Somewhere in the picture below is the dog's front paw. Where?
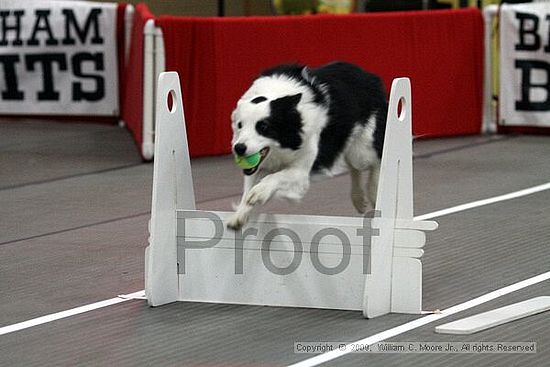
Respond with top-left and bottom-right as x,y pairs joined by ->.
352,196 -> 366,214
226,213 -> 248,231
245,184 -> 272,206
351,189 -> 366,214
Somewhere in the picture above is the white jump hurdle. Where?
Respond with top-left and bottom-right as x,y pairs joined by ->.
145,72 -> 438,318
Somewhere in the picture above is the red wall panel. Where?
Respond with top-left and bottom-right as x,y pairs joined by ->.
158,9 -> 484,157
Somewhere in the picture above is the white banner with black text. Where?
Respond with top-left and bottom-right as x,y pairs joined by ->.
500,3 -> 550,127
0,0 -> 119,116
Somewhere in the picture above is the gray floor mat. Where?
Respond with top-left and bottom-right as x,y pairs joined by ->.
1,120 -> 549,367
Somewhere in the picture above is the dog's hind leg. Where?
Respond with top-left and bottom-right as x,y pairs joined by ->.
367,163 -> 380,207
350,168 -> 367,214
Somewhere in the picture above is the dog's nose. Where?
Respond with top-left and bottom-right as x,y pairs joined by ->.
234,143 -> 247,156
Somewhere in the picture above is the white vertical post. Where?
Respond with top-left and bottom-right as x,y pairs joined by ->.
142,21 -> 165,160
142,19 -> 156,160
153,27 -> 166,146
146,72 -> 196,306
123,5 -> 134,66
154,27 -> 166,78
483,5 -> 498,134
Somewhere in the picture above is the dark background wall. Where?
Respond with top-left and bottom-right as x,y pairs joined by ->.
96,0 -> 274,16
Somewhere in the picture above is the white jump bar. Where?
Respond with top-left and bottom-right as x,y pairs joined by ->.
435,296 -> 550,335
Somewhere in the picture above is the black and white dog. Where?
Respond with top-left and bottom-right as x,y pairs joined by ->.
227,61 -> 387,230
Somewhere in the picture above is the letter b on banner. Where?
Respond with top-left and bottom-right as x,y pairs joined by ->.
515,60 -> 550,111
515,12 -> 541,51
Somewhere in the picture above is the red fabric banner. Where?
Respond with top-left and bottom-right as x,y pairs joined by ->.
158,8 -> 484,157
121,3 -> 154,153
117,3 -> 127,120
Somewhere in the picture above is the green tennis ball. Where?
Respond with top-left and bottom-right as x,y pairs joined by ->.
235,152 -> 262,169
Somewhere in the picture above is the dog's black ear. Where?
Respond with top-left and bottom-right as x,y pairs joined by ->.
271,93 -> 302,109
301,67 -> 313,83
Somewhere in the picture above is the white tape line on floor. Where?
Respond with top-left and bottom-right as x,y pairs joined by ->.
415,182 -> 550,220
287,271 -> 550,367
0,291 -> 144,336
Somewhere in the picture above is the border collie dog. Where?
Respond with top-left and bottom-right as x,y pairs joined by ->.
227,61 -> 387,230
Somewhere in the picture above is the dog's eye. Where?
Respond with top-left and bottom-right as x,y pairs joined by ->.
256,120 -> 269,133
237,122 -> 242,129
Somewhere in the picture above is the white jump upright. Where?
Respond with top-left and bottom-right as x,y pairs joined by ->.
145,72 -> 438,318
364,78 -> 438,318
145,73 -> 195,307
